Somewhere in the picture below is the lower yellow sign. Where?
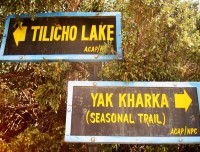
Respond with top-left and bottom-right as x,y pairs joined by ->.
66,82 -> 199,138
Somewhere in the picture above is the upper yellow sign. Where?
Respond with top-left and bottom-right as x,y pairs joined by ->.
1,12 -> 122,62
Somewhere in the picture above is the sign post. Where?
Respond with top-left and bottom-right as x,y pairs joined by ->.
65,81 -> 200,144
0,12 -> 121,62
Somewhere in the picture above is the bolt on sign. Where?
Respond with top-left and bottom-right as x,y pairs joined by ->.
65,81 -> 200,144
0,12 -> 121,62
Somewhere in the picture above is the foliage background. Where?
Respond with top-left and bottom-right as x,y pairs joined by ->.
0,0 -> 199,151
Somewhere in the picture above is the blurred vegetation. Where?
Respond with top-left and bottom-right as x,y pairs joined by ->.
0,0 -> 200,151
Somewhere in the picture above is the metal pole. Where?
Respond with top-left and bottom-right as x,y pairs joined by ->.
87,62 -> 102,81
88,144 -> 100,152
87,62 -> 102,152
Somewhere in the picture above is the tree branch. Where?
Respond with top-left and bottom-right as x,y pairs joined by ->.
4,103 -> 38,111
0,69 -> 34,79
